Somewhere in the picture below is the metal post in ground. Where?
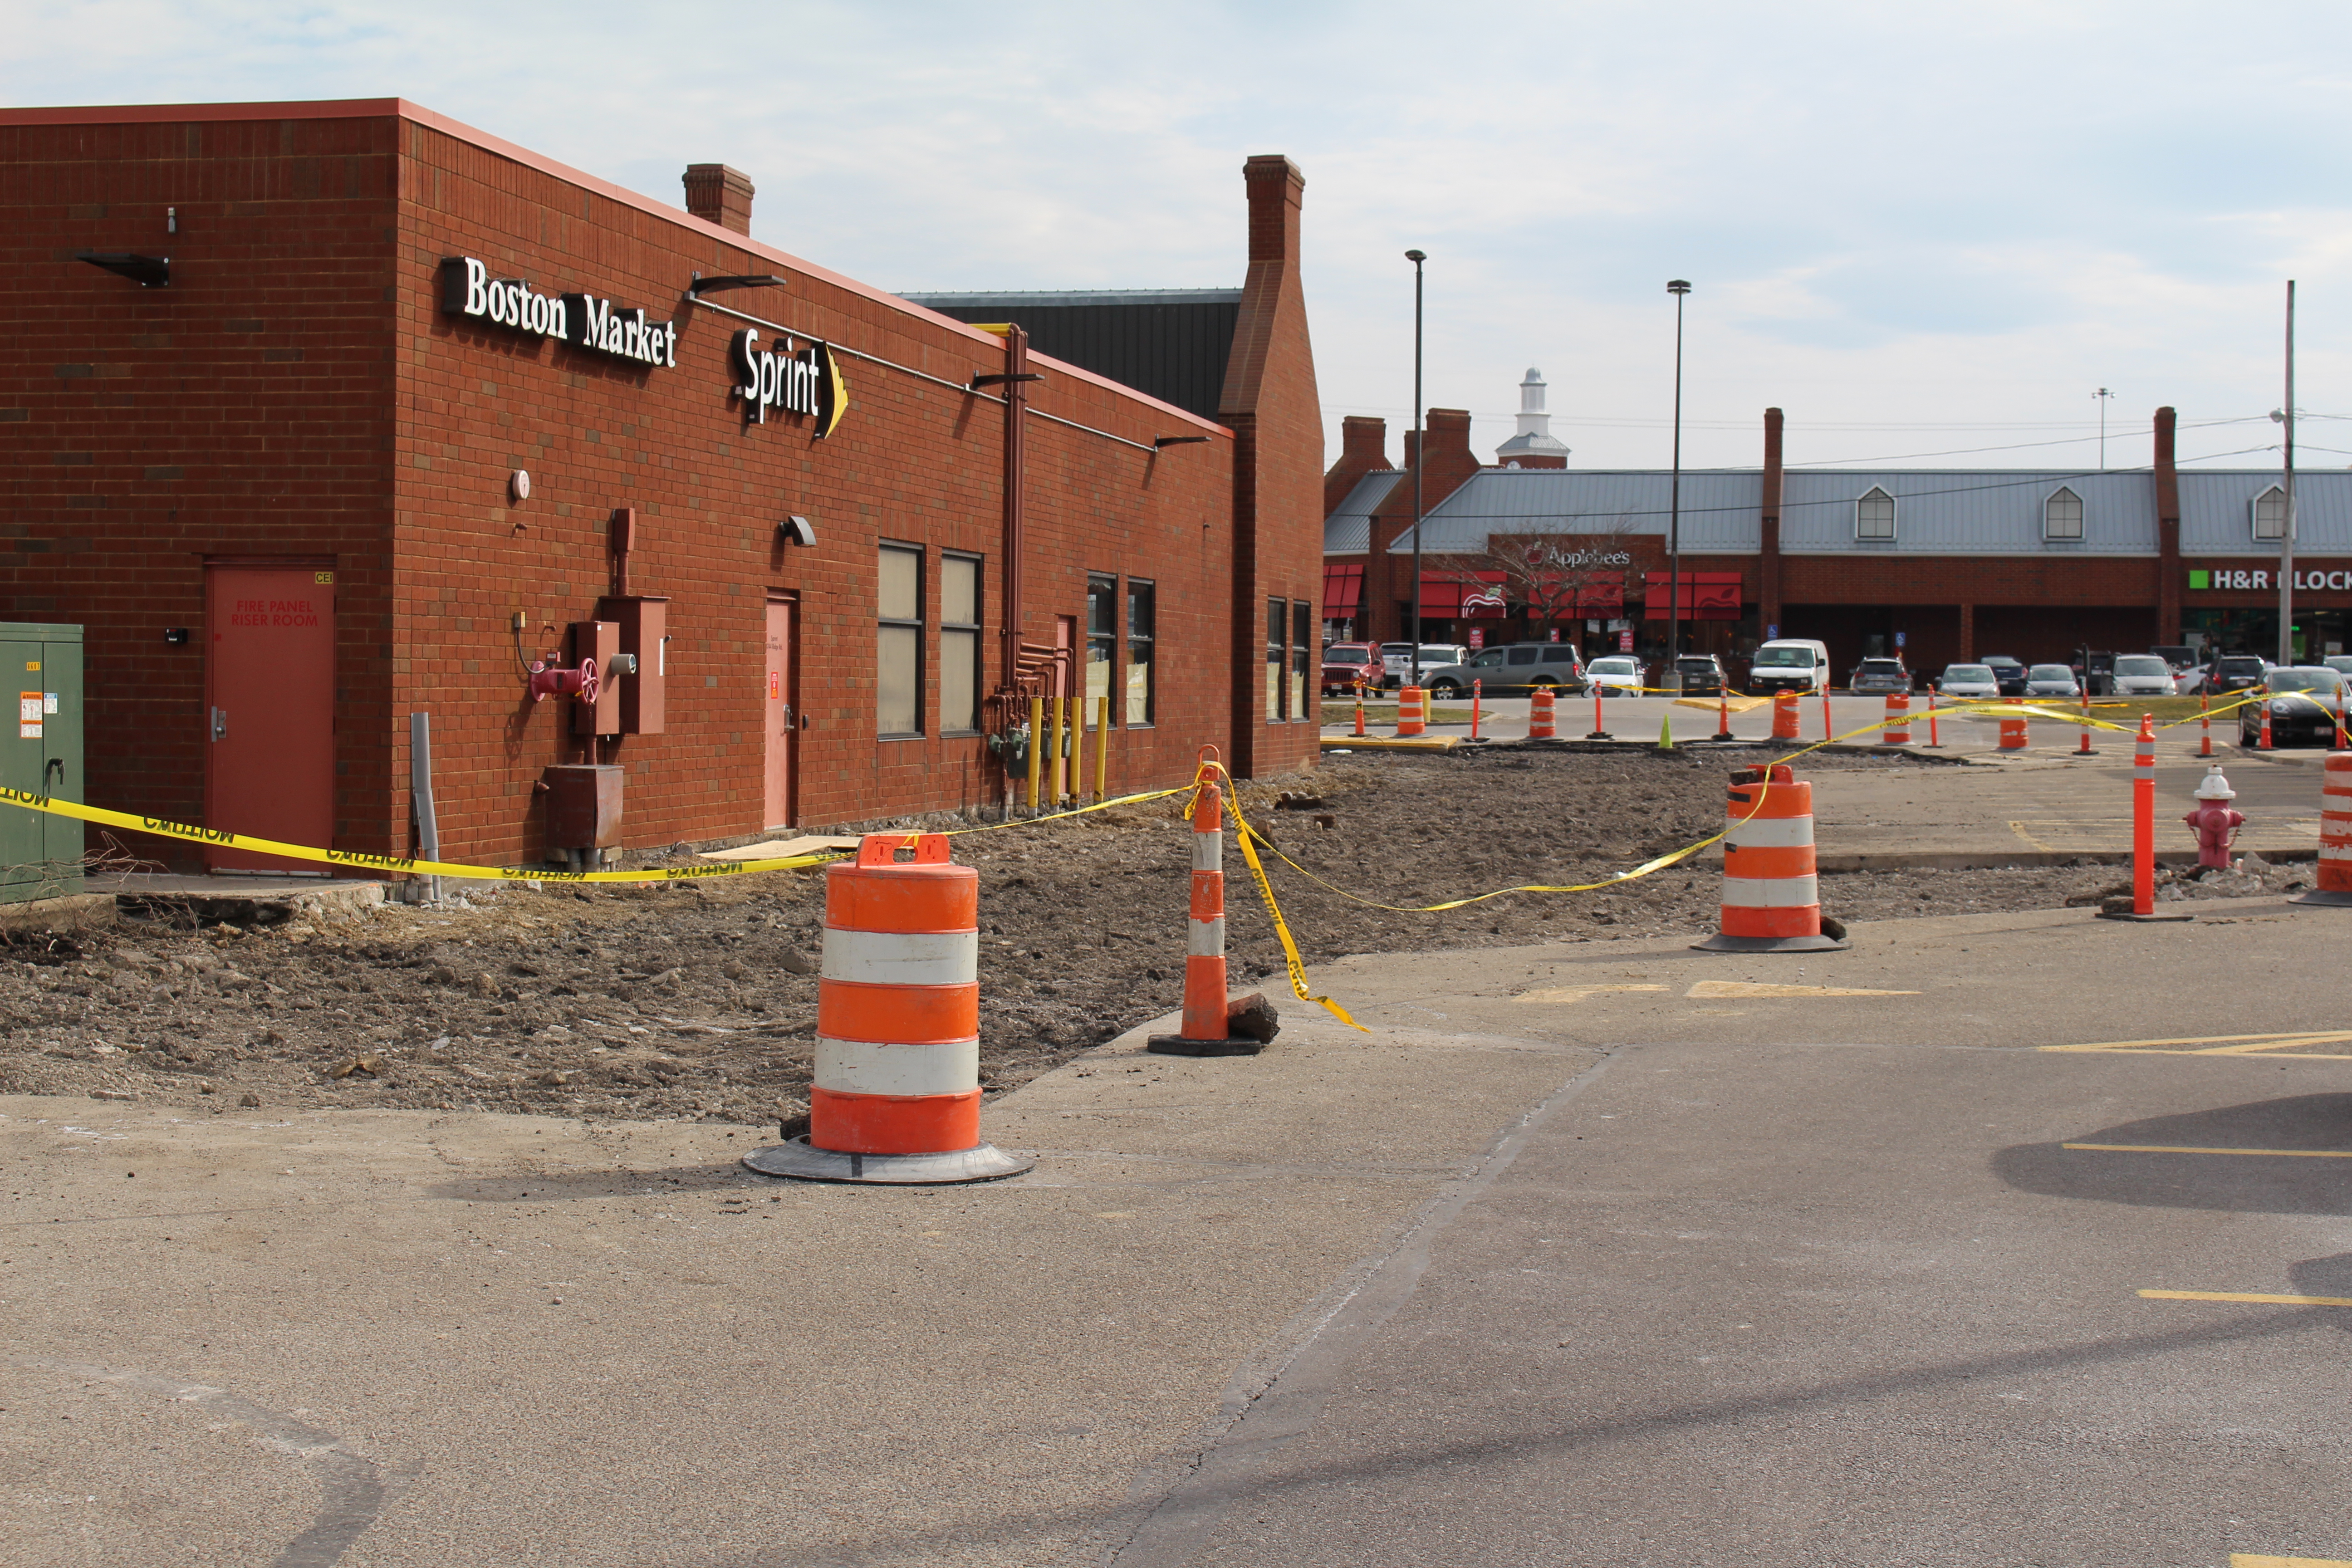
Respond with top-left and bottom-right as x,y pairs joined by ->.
408,711 -> 441,906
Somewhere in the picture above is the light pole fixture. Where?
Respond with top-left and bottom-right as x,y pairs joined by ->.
1666,279 -> 1691,684
2092,387 -> 2114,470
2280,280 -> 2298,666
1406,249 -> 1427,688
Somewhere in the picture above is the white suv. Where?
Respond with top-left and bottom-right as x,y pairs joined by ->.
2110,654 -> 2177,697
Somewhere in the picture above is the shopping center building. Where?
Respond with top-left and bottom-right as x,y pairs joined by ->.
1323,392 -> 2351,678
0,99 -> 1324,873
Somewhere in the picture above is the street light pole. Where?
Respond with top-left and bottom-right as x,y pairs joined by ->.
2092,387 -> 2113,470
2280,280 -> 2298,667
1666,279 -> 1690,684
1406,249 -> 1426,687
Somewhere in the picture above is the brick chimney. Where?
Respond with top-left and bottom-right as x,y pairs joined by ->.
1324,415 -> 1391,514
683,164 -> 755,234
1411,408 -> 1481,509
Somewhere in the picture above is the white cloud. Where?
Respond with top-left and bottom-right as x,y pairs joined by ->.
13,0 -> 2352,472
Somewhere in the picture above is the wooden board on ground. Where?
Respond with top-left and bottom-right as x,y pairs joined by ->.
700,834 -> 862,862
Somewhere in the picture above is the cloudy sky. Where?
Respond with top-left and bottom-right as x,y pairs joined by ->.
12,0 -> 2351,473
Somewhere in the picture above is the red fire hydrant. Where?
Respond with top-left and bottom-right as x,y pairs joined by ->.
2182,764 -> 2244,872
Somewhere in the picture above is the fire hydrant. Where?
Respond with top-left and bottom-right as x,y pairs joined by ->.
2182,764 -> 2244,872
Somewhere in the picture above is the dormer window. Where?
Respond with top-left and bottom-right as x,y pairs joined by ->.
2044,486 -> 2083,540
1855,486 -> 1896,540
2253,484 -> 2288,540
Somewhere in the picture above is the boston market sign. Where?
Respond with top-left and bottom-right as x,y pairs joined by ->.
439,256 -> 677,369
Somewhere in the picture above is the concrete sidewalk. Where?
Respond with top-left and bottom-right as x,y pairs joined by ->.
8,887 -> 2352,1565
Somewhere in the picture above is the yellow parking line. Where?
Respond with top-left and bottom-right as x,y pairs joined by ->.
1684,980 -> 1920,999
2234,1554 -> 2352,1566
2065,1143 -> 2352,1158
2141,1289 -> 2352,1308
2042,1031 -> 2352,1055
1514,984 -> 1668,1005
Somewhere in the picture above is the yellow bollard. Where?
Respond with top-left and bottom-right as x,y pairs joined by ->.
1094,696 -> 1110,801
1027,695 -> 1044,813
1068,696 -> 1083,808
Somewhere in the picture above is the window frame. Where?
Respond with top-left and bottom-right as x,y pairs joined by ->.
1855,486 -> 1897,541
1266,596 -> 1287,721
2253,484 -> 2288,541
1125,577 -> 1156,727
1290,600 -> 1313,722
2043,485 -> 2083,540
876,541 -> 925,740
1085,573 -> 1117,730
938,550 -> 983,736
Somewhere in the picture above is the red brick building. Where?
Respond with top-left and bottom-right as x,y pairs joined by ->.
1326,402 -> 2352,678
0,100 -> 1324,873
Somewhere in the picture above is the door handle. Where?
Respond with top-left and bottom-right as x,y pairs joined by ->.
44,757 -> 63,795
779,703 -> 794,724
211,707 -> 227,742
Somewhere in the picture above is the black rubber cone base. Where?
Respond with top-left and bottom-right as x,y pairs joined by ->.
1691,931 -> 1851,953
741,1137 -> 1034,1185
1584,731 -> 1613,740
1147,1034 -> 1266,1057
2095,909 -> 2195,923
2293,889 -> 2352,906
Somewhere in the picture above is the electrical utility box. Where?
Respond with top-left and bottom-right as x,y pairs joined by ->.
0,622 -> 84,903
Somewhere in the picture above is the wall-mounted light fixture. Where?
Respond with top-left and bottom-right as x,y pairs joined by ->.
779,515 -> 816,548
689,273 -> 789,296
510,470 -> 532,503
75,252 -> 169,287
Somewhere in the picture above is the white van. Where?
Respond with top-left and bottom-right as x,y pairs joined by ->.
1747,638 -> 1833,696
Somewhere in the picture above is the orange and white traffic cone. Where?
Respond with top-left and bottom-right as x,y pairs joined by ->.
1712,692 -> 1735,744
2073,688 -> 2096,755
2297,753 -> 2352,906
1585,683 -> 1611,741
1881,693 -> 1910,746
1694,764 -> 1849,952
1922,687 -> 1943,748
2100,714 -> 2189,923
1529,686 -> 1556,740
1396,685 -> 1427,737
745,833 -> 1033,1183
1149,778 -> 1263,1056
1999,702 -> 2029,751
2198,693 -> 2212,757
2259,701 -> 2274,751
1770,691 -> 1800,741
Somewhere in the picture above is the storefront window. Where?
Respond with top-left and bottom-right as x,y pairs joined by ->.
1267,597 -> 1286,720
1290,601 -> 1312,719
1126,579 -> 1155,725
877,544 -> 922,737
940,554 -> 981,734
1086,573 -> 1116,729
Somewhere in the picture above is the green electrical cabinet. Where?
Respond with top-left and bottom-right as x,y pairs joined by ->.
0,622 -> 84,903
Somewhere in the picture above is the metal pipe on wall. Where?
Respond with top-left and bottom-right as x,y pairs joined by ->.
408,711 -> 441,905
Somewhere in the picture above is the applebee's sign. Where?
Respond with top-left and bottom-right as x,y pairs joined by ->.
438,257 -> 677,369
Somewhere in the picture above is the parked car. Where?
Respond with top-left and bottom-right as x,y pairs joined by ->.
1980,655 -> 2029,696
2024,663 -> 2082,699
1672,654 -> 1727,695
1321,642 -> 1382,695
2079,651 -> 2117,696
2207,654 -> 2269,695
1379,642 -> 1474,689
1849,657 -> 1911,694
2323,655 -> 2352,681
1936,663 -> 2002,700
1584,655 -> 1645,696
1424,642 -> 1587,698
2241,668 -> 2349,747
1747,638 -> 1834,695
2110,653 -> 2177,698
2151,646 -> 2201,693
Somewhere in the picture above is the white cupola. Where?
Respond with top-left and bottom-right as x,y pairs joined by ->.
1493,366 -> 1570,468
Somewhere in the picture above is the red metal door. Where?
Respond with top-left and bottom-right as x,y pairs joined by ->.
204,567 -> 335,873
764,597 -> 796,830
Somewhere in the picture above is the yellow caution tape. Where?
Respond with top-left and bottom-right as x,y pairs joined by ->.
1190,761 -> 1365,1033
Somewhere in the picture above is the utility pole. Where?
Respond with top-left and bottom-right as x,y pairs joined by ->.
1406,249 -> 1426,686
1666,279 -> 1690,683
2281,281 -> 2298,667
2092,387 -> 2114,470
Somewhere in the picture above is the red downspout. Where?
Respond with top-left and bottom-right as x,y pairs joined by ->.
2155,406 -> 2181,645
1759,408 -> 1783,638
1000,325 -> 1029,694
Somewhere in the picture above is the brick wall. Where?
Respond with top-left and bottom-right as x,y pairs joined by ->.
1,103 -> 1305,871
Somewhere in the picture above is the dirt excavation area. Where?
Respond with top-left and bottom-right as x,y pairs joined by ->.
0,745 -> 2303,1126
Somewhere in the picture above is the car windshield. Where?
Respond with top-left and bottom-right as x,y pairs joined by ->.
1944,666 -> 1994,681
1858,660 -> 1902,673
1753,646 -> 1811,666
2216,657 -> 2264,673
1982,657 -> 2021,669
1675,657 -> 1714,671
2269,670 -> 2340,695
1591,659 -> 1636,674
2114,656 -> 2168,676
2028,665 -> 2073,680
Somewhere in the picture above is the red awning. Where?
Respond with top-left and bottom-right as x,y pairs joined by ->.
1642,572 -> 1744,620
1323,563 -> 1363,618
1418,571 -> 1509,618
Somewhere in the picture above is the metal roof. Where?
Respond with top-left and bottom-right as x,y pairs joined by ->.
897,289 -> 1242,306
2180,470 -> 2352,554
1777,469 -> 2158,554
1383,469 -> 1761,554
899,289 -> 1243,421
1323,470 -> 1401,554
